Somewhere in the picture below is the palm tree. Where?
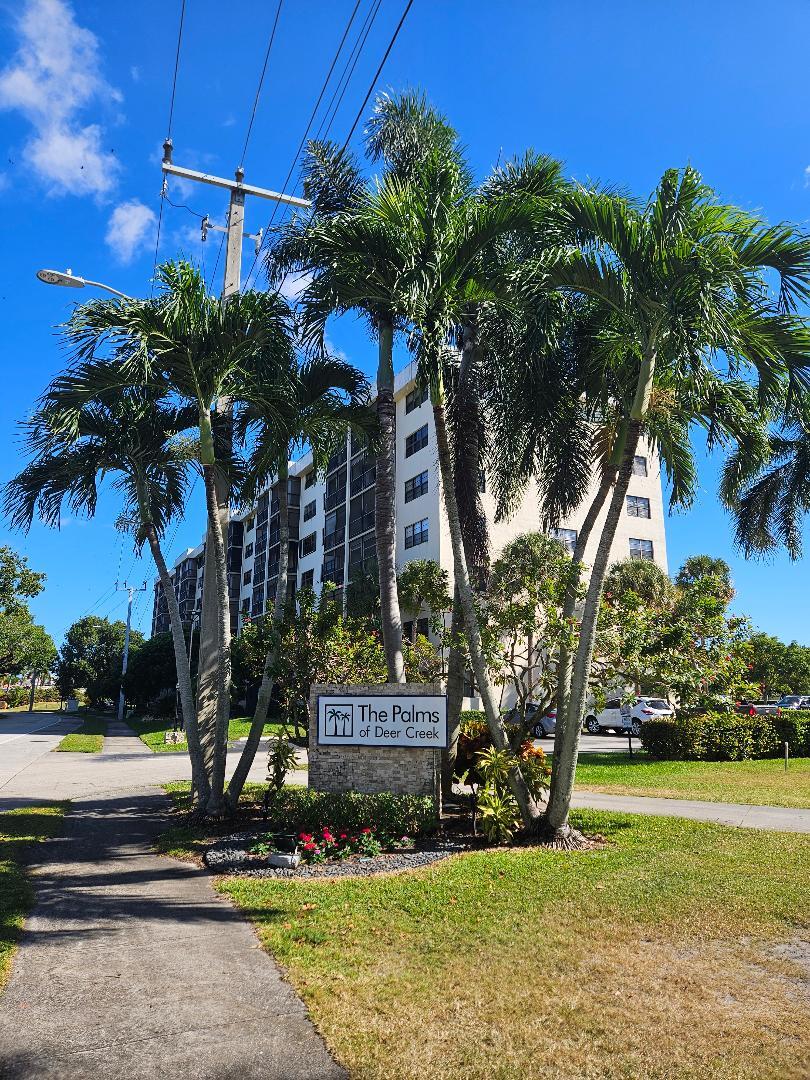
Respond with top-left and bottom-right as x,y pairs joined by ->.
3,390 -> 210,804
224,352 -> 378,809
266,94 -> 461,686
47,261 -> 295,815
540,168 -> 810,839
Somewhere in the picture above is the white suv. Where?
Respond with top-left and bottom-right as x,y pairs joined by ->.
584,697 -> 674,737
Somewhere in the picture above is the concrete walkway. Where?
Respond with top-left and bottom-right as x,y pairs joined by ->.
571,790 -> 810,832
0,785 -> 345,1079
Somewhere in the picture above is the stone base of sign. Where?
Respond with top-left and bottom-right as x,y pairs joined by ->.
308,683 -> 442,807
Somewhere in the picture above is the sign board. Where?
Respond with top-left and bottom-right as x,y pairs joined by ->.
317,693 -> 447,748
621,714 -> 633,729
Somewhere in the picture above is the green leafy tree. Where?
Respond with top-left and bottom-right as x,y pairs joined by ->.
0,548 -> 54,680
56,616 -> 144,707
123,632 -> 183,712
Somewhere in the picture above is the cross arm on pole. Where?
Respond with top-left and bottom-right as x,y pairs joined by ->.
161,140 -> 310,209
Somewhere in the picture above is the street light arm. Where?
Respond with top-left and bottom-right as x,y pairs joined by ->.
80,278 -> 133,301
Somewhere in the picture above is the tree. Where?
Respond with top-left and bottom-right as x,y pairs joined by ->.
0,548 -> 54,680
267,94 -> 460,685
542,168 -> 810,840
56,616 -> 144,707
484,533 -> 582,738
397,559 -> 451,637
225,352 -> 377,810
598,556 -> 754,710
123,632 -> 181,712
48,261 -> 295,815
4,389 -> 208,801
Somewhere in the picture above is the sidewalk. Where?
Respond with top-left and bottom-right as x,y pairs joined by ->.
571,790 -> 810,832
0,786 -> 345,1079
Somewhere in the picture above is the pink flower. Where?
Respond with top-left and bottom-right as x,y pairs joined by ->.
361,827 -> 372,834
339,833 -> 347,840
299,832 -> 312,842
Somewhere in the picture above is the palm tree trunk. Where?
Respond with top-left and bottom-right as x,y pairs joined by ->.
545,420 -> 642,835
226,458 -> 290,810
144,523 -> 210,808
552,454 -> 619,768
374,315 -> 405,682
442,588 -> 465,797
201,462 -> 233,816
433,397 -> 542,829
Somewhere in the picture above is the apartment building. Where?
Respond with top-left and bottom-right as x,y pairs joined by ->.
152,364 -> 668,637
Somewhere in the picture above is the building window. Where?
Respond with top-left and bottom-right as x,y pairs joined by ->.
300,568 -> 314,590
243,570 -> 252,585
244,517 -> 254,532
404,470 -> 429,503
629,538 -> 654,561
551,527 -> 577,554
303,499 -> 316,522
405,517 -> 429,549
405,424 -> 429,458
627,495 -> 651,518
633,455 -> 648,477
403,616 -> 430,640
244,543 -> 253,559
405,384 -> 428,413
304,470 -> 316,489
300,532 -> 317,557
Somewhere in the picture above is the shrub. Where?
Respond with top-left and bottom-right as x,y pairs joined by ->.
263,788 -> 438,837
774,712 -> 810,756
640,712 -> 781,761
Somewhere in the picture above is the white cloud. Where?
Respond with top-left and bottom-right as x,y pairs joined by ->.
0,0 -> 121,197
278,271 -> 313,303
804,166 -> 810,187
106,200 -> 156,264
130,66 -> 140,82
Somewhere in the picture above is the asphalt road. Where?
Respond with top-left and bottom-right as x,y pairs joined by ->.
0,712 -> 79,795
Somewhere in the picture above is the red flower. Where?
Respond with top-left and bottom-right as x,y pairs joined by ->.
361,827 -> 372,834
299,832 -> 312,842
303,841 -> 317,851
339,833 -> 347,839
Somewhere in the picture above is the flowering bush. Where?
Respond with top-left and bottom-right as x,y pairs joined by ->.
263,788 -> 437,838
251,824 -> 412,864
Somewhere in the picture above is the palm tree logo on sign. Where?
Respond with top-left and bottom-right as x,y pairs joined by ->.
325,704 -> 354,738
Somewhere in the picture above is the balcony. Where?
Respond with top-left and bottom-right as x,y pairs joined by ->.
349,510 -> 375,538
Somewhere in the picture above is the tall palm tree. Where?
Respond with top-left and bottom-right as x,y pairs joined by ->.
266,94 -> 461,685
540,168 -> 810,839
224,353 -> 378,809
46,261 -> 295,815
3,390 -> 210,804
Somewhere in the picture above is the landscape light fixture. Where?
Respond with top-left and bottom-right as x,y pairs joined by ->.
36,268 -> 132,300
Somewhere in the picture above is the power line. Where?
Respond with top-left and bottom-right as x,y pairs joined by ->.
152,0 -> 188,291
239,0 -> 285,169
341,0 -> 414,152
241,0 -> 368,291
315,0 -> 382,145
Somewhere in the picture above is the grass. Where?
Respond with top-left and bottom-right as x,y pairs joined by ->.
0,803 -> 68,989
574,752 -> 810,808
0,702 -> 61,718
218,810 -> 810,1080
131,715 -> 291,753
54,713 -> 107,753
157,780 -> 276,860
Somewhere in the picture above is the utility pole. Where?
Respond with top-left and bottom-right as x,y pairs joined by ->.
160,141 -> 310,763
116,581 -> 147,723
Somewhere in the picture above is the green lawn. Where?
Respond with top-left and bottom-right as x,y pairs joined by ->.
132,715 -> 292,753
0,803 -> 68,989
219,811 -> 810,1080
574,752 -> 810,808
54,713 -> 107,753
0,703 -> 62,721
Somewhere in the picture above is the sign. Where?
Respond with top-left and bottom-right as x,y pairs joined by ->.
621,713 -> 633,729
317,693 -> 447,748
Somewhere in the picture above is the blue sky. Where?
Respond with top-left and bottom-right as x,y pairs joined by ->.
1,0 -> 809,646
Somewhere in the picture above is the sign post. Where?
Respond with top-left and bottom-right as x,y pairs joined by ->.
621,706 -> 633,757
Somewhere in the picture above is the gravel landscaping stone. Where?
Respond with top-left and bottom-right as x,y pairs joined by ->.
204,828 -> 474,879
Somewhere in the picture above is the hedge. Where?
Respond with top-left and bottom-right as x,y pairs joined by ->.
638,711 -> 809,761
263,789 -> 438,837
0,687 -> 61,708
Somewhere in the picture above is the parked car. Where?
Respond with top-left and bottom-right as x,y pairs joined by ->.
774,695 -> 810,710
583,697 -> 674,737
505,702 -> 557,737
735,700 -> 781,716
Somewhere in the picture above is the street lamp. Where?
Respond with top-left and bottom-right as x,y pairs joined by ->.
36,268 -> 132,300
